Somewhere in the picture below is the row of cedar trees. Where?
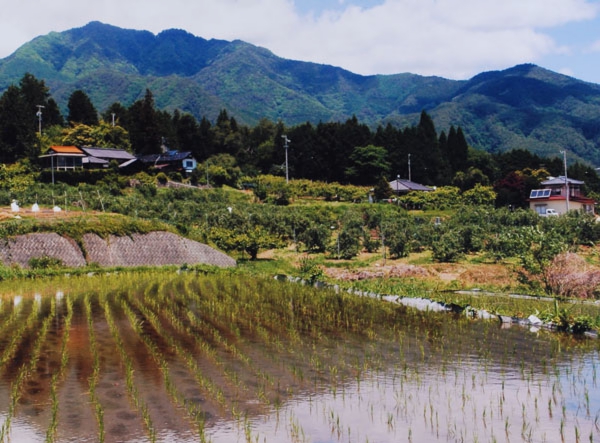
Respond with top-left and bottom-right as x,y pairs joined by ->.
1,74 -> 599,206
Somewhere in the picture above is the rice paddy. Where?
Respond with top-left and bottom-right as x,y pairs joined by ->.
0,271 -> 598,442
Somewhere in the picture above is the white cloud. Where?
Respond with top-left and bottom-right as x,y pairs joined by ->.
557,67 -> 576,77
0,0 -> 598,81
260,0 -> 592,78
588,40 -> 600,52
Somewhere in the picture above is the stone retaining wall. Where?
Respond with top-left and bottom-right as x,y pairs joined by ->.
0,231 -> 236,269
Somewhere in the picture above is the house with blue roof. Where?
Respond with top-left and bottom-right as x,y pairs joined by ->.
138,150 -> 198,174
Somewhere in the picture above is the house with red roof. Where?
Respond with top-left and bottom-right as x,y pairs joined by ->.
528,176 -> 595,216
40,146 -> 85,170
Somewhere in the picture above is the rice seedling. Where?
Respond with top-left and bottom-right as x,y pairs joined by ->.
101,295 -> 156,442
44,294 -> 73,443
84,294 -> 104,443
119,295 -> 210,439
0,296 -> 55,442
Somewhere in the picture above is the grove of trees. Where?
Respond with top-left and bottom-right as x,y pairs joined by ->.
0,73 -> 599,210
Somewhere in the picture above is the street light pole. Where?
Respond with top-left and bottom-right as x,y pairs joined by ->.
36,105 -> 44,136
281,135 -> 291,183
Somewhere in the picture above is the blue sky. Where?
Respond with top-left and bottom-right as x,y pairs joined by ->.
2,0 -> 599,84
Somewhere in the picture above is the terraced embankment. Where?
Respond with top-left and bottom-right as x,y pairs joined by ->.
0,231 -> 236,268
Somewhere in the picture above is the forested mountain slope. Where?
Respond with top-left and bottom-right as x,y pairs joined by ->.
1,22 -> 599,164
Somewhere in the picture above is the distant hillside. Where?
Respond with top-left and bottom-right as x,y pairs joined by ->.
1,22 -> 599,164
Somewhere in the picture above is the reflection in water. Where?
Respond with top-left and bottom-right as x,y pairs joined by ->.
0,272 -> 597,443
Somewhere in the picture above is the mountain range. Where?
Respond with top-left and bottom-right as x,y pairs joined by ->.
0,21 -> 599,165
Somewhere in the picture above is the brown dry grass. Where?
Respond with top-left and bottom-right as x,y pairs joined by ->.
319,251 -> 516,290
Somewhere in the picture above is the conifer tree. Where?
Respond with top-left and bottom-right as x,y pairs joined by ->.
67,90 -> 99,126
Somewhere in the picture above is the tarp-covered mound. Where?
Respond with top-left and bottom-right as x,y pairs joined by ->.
0,231 -> 236,268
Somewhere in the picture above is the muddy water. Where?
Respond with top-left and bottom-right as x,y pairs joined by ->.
0,273 -> 598,443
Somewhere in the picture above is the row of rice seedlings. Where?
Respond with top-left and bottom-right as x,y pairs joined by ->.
45,294 -> 74,443
183,306 -> 286,408
151,291 -> 255,400
158,281 -> 281,396
146,292 -> 254,401
180,276 -> 330,394
184,275 -> 400,398
0,300 -> 37,375
84,294 -> 104,443
0,296 -> 12,324
191,279 -> 292,358
132,279 -> 276,441
0,297 -> 55,443
101,294 -> 156,442
119,297 -> 209,441
184,277 -> 290,345
203,281 -> 394,407
125,291 -> 231,412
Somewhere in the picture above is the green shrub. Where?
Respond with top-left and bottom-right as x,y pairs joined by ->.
298,256 -> 324,283
332,228 -> 361,259
28,256 -> 64,270
431,231 -> 465,262
156,172 -> 168,185
298,223 -> 331,253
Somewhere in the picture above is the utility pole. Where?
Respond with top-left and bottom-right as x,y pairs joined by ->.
281,135 -> 291,183
408,153 -> 412,182
561,150 -> 569,212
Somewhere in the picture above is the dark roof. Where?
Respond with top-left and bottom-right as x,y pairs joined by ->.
82,157 -> 109,165
541,176 -> 585,186
389,179 -> 434,192
81,147 -> 136,161
138,151 -> 195,164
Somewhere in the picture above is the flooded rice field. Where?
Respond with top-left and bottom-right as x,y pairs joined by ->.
0,271 -> 598,442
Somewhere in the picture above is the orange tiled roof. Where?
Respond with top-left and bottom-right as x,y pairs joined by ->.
50,146 -> 83,154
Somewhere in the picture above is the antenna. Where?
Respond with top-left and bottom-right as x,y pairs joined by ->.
281,135 -> 291,183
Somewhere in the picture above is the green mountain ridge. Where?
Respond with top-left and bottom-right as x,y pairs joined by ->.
1,21 -> 599,165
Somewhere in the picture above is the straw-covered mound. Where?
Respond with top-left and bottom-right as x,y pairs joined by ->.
0,231 -> 236,269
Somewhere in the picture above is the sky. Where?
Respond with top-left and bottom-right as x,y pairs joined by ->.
2,0 -> 600,84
